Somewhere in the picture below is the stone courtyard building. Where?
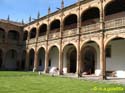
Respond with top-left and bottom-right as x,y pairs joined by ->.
0,0 -> 125,79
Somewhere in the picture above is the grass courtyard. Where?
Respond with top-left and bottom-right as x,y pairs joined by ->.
0,71 -> 124,93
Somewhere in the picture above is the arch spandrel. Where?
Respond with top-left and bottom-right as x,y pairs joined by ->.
63,7 -> 78,19
27,48 -> 35,53
104,35 -> 125,48
80,2 -> 100,15
80,39 -> 100,50
37,46 -> 46,53
48,44 -> 60,53
103,0 -> 114,9
62,42 -> 77,52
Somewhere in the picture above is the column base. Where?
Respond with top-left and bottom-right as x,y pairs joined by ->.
44,68 -> 49,73
58,71 -> 63,75
33,67 -> 38,72
75,72 -> 82,78
99,75 -> 107,80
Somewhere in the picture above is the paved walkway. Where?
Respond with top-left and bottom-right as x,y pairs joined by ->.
106,77 -> 125,85
62,74 -> 125,85
40,72 -> 125,85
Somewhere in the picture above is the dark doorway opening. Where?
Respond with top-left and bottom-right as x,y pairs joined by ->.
69,49 -> 76,73
21,60 -> 25,70
82,46 -> 96,75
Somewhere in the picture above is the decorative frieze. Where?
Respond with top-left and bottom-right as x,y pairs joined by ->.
28,44 -> 36,50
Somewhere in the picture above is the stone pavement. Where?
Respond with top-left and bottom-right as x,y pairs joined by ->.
39,72 -> 125,85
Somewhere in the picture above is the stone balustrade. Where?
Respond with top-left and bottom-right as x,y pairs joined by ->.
28,17 -> 125,44
105,17 -> 125,29
48,31 -> 60,40
81,23 -> 100,33
29,38 -> 36,44
63,28 -> 78,37
38,35 -> 46,42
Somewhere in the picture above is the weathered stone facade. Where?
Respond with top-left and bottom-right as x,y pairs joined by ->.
0,0 -> 125,79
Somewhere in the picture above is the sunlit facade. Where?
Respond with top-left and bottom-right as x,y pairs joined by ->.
0,0 -> 125,79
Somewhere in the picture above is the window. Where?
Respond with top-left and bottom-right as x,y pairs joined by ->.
106,45 -> 111,58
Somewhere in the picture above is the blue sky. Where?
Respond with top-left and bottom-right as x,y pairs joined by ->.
0,0 -> 77,23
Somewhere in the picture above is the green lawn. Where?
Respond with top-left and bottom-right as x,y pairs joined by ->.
0,71 -> 124,93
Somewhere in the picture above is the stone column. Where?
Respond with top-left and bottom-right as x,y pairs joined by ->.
100,36 -> 106,79
76,1 -> 81,77
44,17 -> 50,73
5,31 -> 8,43
59,47 -> 63,75
25,50 -> 29,70
59,12 -> 63,75
99,0 -> 106,80
1,51 -> 6,70
44,43 -> 49,73
33,51 -> 38,72
26,30 -> 30,46
17,50 -> 22,70
33,27 -> 39,72
27,31 -> 30,41
25,29 -> 30,71
76,43 -> 81,77
18,30 -> 22,45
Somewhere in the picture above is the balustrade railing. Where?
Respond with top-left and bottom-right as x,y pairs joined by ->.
105,17 -> 125,29
63,28 -> 78,37
39,32 -> 46,37
26,17 -> 125,42
8,39 -> 19,44
64,23 -> 77,31
48,31 -> 60,39
38,35 -> 46,42
50,28 -> 60,33
29,38 -> 36,44
81,23 -> 100,33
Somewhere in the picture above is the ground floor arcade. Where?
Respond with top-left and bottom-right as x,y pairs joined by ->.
0,36 -> 125,79
26,36 -> 125,79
